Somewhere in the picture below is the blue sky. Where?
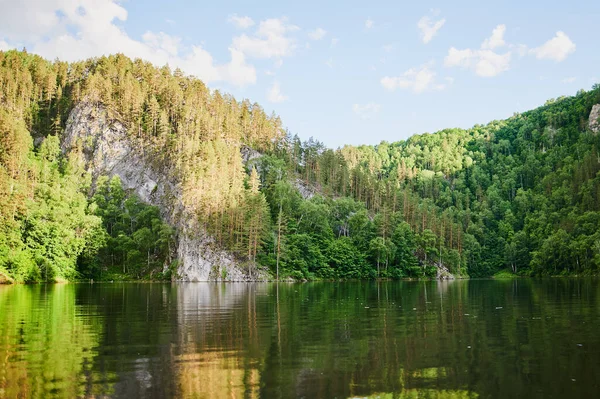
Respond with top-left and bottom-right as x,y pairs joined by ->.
1,0 -> 599,147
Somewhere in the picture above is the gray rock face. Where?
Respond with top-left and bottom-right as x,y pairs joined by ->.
436,264 -> 456,280
62,103 -> 268,281
241,145 -> 262,165
293,178 -> 317,200
62,103 -> 170,206
589,104 -> 600,133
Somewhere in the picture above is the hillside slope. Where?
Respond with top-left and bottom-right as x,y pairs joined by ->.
1,49 -> 600,281
289,88 -> 600,277
62,102 -> 266,281
0,50 -> 279,282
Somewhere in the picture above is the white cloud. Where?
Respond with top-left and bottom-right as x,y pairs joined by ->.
561,76 -> 576,83
445,47 -> 511,77
331,37 -> 339,46
444,25 -> 511,77
365,18 -> 374,29
445,47 -> 475,67
352,103 -> 381,119
445,26 -> 574,77
214,48 -> 257,86
513,43 -> 529,57
383,44 -> 394,53
0,0 -> 256,87
0,0 -> 67,42
228,14 -> 255,29
308,27 -> 327,40
232,17 -> 299,59
325,57 -> 333,68
0,40 -> 13,51
142,31 -> 181,56
417,15 -> 446,44
529,31 -> 575,62
475,50 -> 511,77
481,24 -> 506,49
267,81 -> 288,103
381,63 -> 448,93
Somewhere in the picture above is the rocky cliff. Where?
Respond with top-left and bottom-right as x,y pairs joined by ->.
590,104 -> 600,133
61,103 -> 268,281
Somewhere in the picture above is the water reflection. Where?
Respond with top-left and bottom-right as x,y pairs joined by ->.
1,279 -> 599,398
0,284 -> 100,397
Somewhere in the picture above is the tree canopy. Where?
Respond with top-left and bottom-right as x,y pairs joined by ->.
1,49 -> 600,281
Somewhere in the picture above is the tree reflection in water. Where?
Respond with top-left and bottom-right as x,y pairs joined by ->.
1,279 -> 599,398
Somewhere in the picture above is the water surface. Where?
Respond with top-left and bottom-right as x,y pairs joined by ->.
1,279 -> 599,398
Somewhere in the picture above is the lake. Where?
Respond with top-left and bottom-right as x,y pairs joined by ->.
1,279 -> 599,398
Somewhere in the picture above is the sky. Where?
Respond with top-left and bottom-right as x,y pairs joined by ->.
0,0 -> 599,148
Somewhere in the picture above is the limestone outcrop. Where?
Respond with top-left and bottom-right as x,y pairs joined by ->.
61,103 -> 268,281
589,104 -> 600,133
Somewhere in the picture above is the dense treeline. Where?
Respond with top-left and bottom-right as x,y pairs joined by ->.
247,154 -> 437,279
0,49 -> 281,282
1,49 -> 600,281
0,120 -> 98,282
275,89 -> 600,277
79,176 -> 175,280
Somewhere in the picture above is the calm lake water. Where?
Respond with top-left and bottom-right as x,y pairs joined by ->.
1,279 -> 599,398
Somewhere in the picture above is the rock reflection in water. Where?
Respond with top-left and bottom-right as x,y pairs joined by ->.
1,279 -> 600,398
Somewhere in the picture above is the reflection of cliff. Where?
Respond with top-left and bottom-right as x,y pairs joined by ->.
173,283 -> 268,398
176,351 -> 260,398
176,283 -> 269,319
175,283 -> 271,352
3,280 -> 595,398
170,282 -> 483,398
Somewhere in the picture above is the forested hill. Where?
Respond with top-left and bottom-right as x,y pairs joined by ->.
1,49 -> 600,282
0,49 -> 283,282
292,90 -> 600,278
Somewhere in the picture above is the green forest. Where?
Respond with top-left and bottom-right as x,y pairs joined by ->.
1,49 -> 600,282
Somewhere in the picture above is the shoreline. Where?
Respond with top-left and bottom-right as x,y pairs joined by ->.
4,274 -> 600,285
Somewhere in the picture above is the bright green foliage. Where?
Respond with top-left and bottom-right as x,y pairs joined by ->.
270,87 -> 600,278
325,237 -> 369,279
79,176 -> 175,280
0,285 -> 105,397
2,48 -> 600,281
0,50 -> 179,282
0,120 -> 101,282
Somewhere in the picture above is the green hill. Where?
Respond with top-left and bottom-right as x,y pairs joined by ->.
1,49 -> 599,282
